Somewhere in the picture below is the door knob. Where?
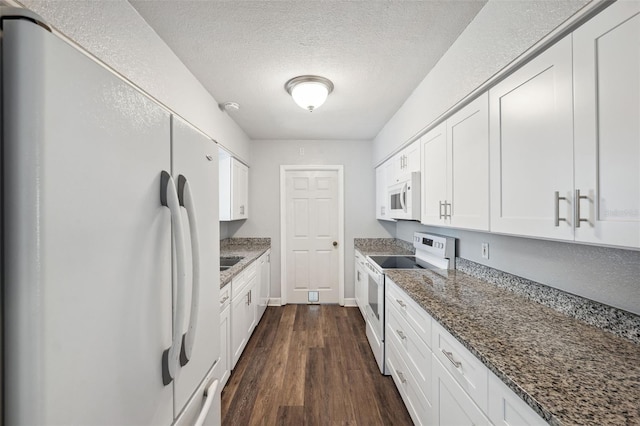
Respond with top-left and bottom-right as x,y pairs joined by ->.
333,241 -> 338,247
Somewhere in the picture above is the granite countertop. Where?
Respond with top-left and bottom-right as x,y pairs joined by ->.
354,237 -> 415,256
220,238 -> 271,288
385,268 -> 640,426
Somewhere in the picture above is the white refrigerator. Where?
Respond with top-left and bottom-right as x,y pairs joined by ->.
2,9 -> 221,425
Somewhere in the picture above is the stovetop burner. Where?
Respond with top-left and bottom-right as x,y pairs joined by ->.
368,255 -> 424,269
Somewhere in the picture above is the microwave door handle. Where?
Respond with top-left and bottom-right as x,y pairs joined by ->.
401,183 -> 408,212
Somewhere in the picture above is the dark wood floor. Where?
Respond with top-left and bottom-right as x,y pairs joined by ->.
221,304 -> 413,425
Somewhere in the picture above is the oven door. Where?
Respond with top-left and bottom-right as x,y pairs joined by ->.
364,261 -> 386,374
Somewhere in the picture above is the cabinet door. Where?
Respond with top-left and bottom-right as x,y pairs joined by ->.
488,372 -> 546,426
421,123 -> 448,225
448,93 -> 490,231
405,140 -> 421,173
574,1 -> 640,248
232,159 -> 249,219
231,289 -> 248,369
376,165 -> 394,221
220,304 -> 231,389
489,36 -> 574,240
246,275 -> 258,335
432,356 -> 491,426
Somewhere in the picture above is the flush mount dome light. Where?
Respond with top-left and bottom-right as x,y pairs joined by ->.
285,75 -> 334,112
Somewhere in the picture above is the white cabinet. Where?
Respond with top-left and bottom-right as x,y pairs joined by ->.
256,250 -> 271,323
389,140 -> 421,185
488,372 -> 547,426
219,150 -> 249,221
219,285 -> 231,389
375,165 -> 395,221
421,123 -> 448,225
573,0 -> 640,248
354,250 -> 367,318
489,36 -> 575,241
421,94 -> 489,230
432,355 -> 492,426
230,260 -> 260,369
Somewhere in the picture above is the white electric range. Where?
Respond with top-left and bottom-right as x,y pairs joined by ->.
364,232 -> 455,374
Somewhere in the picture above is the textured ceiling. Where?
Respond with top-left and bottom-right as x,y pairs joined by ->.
128,0 -> 487,141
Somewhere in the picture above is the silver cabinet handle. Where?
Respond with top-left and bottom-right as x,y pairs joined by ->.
447,201 -> 452,219
554,191 -> 568,227
396,370 -> 407,384
160,171 -> 187,386
397,330 -> 407,340
396,299 -> 406,308
442,349 -> 462,369
177,175 -> 201,367
439,201 -> 445,219
219,295 -> 229,304
575,189 -> 589,228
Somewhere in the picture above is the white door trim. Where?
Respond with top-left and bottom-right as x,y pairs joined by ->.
280,165 -> 345,306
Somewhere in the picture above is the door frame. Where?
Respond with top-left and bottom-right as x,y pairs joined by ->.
280,165 -> 345,306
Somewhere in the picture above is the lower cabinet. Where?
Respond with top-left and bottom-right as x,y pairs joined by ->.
354,250 -> 366,318
385,278 -> 545,426
230,261 -> 258,369
219,285 -> 231,389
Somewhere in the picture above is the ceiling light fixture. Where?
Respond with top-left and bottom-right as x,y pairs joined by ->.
285,75 -> 334,112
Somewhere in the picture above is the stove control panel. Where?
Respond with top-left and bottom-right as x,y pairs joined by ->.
413,232 -> 456,269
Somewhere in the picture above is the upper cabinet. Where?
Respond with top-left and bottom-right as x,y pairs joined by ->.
388,140 -> 421,185
219,149 -> 249,221
375,164 -> 395,221
489,36 -> 575,241
422,94 -> 489,230
573,1 -> 640,248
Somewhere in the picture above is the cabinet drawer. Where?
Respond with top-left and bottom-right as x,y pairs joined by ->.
387,333 -> 433,426
432,320 -> 488,411
386,278 -> 432,348
231,269 -> 248,300
220,285 -> 231,311
386,299 -> 432,402
488,371 -> 546,426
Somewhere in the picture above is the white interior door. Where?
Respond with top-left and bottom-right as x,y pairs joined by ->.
282,167 -> 343,304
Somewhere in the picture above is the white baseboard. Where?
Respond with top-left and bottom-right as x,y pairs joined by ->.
267,297 -> 358,307
267,297 -> 282,306
342,298 -> 357,307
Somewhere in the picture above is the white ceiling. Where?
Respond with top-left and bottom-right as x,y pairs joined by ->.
128,0 -> 487,141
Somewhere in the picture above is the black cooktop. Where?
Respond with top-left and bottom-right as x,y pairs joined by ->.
368,255 -> 424,269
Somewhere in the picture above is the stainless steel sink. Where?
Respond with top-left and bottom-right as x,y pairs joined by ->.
220,256 -> 243,272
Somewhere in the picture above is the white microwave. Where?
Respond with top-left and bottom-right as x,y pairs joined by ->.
388,172 -> 421,220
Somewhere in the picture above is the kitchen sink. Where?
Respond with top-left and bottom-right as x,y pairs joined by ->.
220,256 -> 243,271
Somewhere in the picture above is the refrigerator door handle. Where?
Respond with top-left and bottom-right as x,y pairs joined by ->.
161,171 -> 188,386
194,379 -> 219,426
178,175 -> 201,367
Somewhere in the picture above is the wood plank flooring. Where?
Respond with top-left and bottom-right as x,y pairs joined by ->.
221,305 -> 413,425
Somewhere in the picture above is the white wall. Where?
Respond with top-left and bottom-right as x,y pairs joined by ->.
17,0 -> 251,163
373,0 -> 590,164
233,139 -> 394,300
396,221 -> 640,315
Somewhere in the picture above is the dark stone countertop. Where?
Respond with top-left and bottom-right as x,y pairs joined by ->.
220,238 -> 271,288
385,268 -> 640,426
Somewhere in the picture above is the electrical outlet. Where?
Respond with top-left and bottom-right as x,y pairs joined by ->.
299,147 -> 305,156
481,242 -> 489,259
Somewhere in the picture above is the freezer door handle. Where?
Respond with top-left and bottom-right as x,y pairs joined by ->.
178,175 -> 201,367
194,379 -> 219,426
161,171 -> 188,386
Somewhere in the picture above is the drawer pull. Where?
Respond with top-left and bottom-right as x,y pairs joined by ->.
396,299 -> 406,308
219,295 -> 229,304
442,349 -> 462,369
397,330 -> 407,340
396,369 -> 407,384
